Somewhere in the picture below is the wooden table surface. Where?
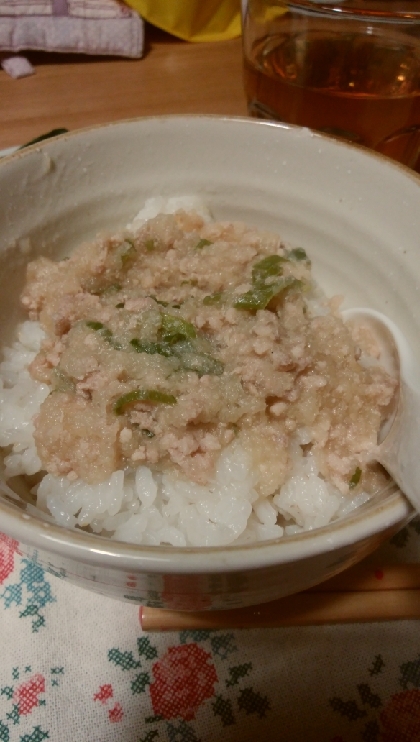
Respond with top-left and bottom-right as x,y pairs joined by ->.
0,26 -> 247,150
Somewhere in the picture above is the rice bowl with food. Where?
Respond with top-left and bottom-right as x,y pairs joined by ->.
0,195 -> 397,550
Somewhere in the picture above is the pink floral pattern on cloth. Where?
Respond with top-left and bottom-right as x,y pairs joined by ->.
1,520 -> 420,740
149,644 -> 218,720
0,0 -> 144,58
0,533 -> 20,584
13,674 -> 45,716
379,690 -> 420,742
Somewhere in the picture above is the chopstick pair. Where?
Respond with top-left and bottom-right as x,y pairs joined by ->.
140,564 -> 420,631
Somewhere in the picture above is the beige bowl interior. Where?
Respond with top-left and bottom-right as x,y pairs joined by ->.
0,116 -> 416,608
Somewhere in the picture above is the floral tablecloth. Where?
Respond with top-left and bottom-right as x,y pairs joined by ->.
1,519 -> 420,742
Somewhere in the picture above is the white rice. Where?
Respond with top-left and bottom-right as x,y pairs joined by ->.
126,196 -> 212,232
0,198 -> 372,547
0,321 -> 370,547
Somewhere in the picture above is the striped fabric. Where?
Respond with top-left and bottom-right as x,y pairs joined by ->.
0,0 -> 132,17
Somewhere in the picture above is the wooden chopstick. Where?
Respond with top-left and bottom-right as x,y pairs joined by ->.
140,590 -> 420,631
140,563 -> 420,632
306,563 -> 420,592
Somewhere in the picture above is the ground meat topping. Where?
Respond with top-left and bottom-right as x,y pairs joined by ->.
24,211 -> 396,493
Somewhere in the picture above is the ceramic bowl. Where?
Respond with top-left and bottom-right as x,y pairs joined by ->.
0,116 -> 416,610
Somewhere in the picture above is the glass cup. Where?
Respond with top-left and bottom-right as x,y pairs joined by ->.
242,0 -> 420,169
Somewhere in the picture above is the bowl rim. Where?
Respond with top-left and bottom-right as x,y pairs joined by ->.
4,112 -> 420,185
0,490 -> 411,573
0,114 -> 415,573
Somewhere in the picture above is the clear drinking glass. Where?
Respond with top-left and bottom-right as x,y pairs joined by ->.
242,0 -> 420,169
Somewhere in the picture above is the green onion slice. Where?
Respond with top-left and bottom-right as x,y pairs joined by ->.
203,292 -> 223,306
114,389 -> 177,415
145,238 -> 155,252
130,339 -> 174,357
252,255 -> 286,286
120,240 -> 136,265
160,313 -> 196,343
86,321 -> 113,341
86,321 -> 105,331
195,238 -> 212,249
233,277 -> 301,311
349,467 -> 362,489
287,247 -> 308,262
86,321 -> 122,349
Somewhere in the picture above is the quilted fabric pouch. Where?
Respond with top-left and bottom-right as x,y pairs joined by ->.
0,0 -> 144,58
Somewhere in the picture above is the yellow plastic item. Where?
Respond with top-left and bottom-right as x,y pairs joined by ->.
124,0 -> 242,42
